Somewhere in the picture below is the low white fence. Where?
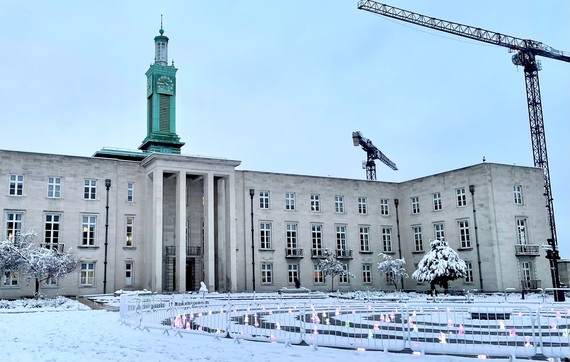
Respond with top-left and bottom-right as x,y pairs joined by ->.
119,293 -> 570,359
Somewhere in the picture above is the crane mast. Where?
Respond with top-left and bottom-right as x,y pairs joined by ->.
357,0 -> 569,295
352,131 -> 397,181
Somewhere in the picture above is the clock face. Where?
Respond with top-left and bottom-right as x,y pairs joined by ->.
156,75 -> 174,94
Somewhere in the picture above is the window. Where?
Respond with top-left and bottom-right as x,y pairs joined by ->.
82,215 -> 97,246
335,196 -> 344,213
386,271 -> 395,285
313,264 -> 324,283
288,264 -> 299,284
382,227 -> 392,252
311,224 -> 323,257
336,225 -> 347,250
362,264 -> 372,284
465,262 -> 473,283
2,270 -> 19,287
358,197 -> 367,214
434,222 -> 445,241
125,262 -> 133,286
44,214 -> 61,249
9,174 -> 24,196
47,177 -> 61,198
310,194 -> 320,212
412,225 -> 423,252
411,196 -> 420,214
513,185 -> 523,205
126,216 -> 135,247
359,226 -> 370,252
516,218 -> 527,244
285,192 -> 295,211
521,261 -> 532,281
458,220 -> 471,248
80,262 -> 95,286
339,264 -> 349,284
380,199 -> 389,215
6,212 -> 23,240
259,191 -> 270,209
286,223 -> 298,249
259,222 -> 272,249
261,263 -> 273,284
84,179 -> 97,200
433,192 -> 442,211
456,188 -> 466,207
127,181 -> 134,202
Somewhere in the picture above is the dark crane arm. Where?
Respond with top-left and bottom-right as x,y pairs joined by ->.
353,131 -> 397,181
357,0 -> 570,63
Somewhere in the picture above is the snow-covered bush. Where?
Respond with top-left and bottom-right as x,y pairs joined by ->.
412,239 -> 467,295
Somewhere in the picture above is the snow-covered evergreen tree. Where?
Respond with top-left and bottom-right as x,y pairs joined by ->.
411,239 -> 467,294
377,253 -> 408,290
317,249 -> 354,291
0,231 -> 77,296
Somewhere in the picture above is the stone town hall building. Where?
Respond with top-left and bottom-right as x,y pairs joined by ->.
0,28 -> 553,298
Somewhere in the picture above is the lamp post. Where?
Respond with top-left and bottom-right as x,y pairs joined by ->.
394,198 -> 403,290
249,188 -> 256,292
103,179 -> 111,294
469,185 -> 484,291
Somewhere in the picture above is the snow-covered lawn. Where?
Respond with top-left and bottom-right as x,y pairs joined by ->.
0,293 -> 565,362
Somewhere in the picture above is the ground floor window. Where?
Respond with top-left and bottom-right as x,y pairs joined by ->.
288,264 -> 299,284
2,270 -> 19,287
125,261 -> 133,286
339,264 -> 350,284
261,263 -> 273,285
80,262 -> 95,286
313,264 -> 324,284
362,264 -> 372,284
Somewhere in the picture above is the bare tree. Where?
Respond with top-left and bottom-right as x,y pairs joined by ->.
377,253 -> 408,290
317,249 -> 354,291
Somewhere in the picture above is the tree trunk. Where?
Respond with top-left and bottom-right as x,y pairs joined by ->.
331,277 -> 334,292
35,278 -> 40,298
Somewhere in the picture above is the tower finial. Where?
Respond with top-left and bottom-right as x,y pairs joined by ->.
160,14 -> 163,29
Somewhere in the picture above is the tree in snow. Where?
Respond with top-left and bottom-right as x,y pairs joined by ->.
377,253 -> 408,290
411,239 -> 467,295
0,231 -> 77,296
317,249 -> 354,291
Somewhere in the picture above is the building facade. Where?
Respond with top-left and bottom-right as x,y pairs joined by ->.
0,28 -> 555,298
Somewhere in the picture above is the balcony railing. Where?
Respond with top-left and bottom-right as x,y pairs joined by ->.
521,279 -> 541,290
41,243 -> 65,253
165,246 -> 202,257
515,244 -> 540,256
336,249 -> 353,259
311,249 -> 325,258
285,248 -> 303,258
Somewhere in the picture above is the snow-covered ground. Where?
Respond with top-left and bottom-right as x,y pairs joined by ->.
0,293 -> 562,362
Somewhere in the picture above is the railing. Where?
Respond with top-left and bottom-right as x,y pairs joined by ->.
311,249 -> 325,258
120,293 -> 570,359
41,243 -> 65,253
336,249 -> 353,259
521,279 -> 541,290
515,244 -> 540,256
285,248 -> 303,258
165,246 -> 202,256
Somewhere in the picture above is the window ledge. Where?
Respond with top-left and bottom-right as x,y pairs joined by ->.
412,250 -> 425,254
359,251 -> 374,254
77,245 -> 100,249
458,247 -> 473,251
123,246 -> 137,250
258,248 -> 274,252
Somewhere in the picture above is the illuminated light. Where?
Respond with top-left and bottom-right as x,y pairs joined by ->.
357,348 -> 366,352
458,324 -> 465,335
477,355 -> 488,360
556,311 -> 561,319
288,308 -> 293,313
208,310 -> 212,315
275,322 -> 281,330
438,332 -> 447,344
562,329 -> 569,337
374,321 -> 379,330
509,329 -> 516,337
447,307 -> 451,312
547,358 -> 555,362
345,320 -> 350,328
550,323 -> 557,330
448,319 -> 454,328
413,341 -> 420,347
412,351 -> 422,356
524,336 -> 532,348
499,321 -> 505,330
325,318 -> 330,325
413,324 -> 418,332
368,330 -> 373,339
412,310 -> 417,317
313,325 -> 318,335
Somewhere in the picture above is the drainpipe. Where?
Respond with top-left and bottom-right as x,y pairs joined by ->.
469,185 -> 483,291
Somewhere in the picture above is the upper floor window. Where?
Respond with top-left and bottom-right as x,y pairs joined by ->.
6,212 -> 23,240
412,225 -> 423,252
456,188 -> 467,207
259,222 -> 272,249
44,213 -> 61,248
126,216 -> 135,247
285,192 -> 296,211
411,196 -> 420,214
82,215 -> 97,246
513,185 -> 523,205
310,194 -> 320,212
380,199 -> 390,215
382,227 -> 392,252
458,219 -> 471,248
434,222 -> 445,240
127,181 -> 134,202
47,177 -> 61,198
311,224 -> 323,256
84,179 -> 97,200
259,191 -> 270,209
286,223 -> 298,248
516,218 -> 527,244
433,192 -> 442,211
9,174 -> 24,196
358,197 -> 367,214
336,225 -> 347,250
359,226 -> 370,252
335,195 -> 344,213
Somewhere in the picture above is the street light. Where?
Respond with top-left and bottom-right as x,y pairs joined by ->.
249,188 -> 256,292
103,179 -> 111,294
394,198 -> 403,290
469,185 -> 484,291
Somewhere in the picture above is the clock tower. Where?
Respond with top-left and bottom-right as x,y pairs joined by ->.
139,25 -> 184,154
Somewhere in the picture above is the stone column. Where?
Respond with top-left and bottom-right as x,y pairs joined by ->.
176,171 -> 187,292
151,169 -> 163,292
226,173 -> 238,292
203,172 -> 216,291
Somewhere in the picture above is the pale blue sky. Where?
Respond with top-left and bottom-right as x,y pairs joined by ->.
1,1 -> 569,257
